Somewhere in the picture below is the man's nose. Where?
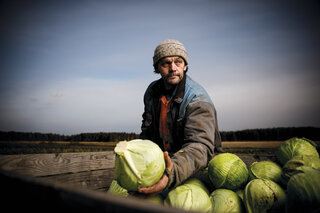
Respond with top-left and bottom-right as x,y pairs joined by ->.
169,62 -> 177,72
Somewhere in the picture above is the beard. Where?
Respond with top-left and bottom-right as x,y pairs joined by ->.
163,73 -> 183,85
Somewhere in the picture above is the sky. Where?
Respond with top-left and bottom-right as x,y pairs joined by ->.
1,0 -> 319,135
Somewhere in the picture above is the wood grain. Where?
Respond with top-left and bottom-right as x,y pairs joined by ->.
0,151 -> 115,177
37,168 -> 115,191
0,148 -> 278,191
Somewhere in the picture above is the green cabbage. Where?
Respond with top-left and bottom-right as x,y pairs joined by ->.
249,161 -> 282,183
114,139 -> 165,191
144,195 -> 164,205
281,155 -> 320,186
107,180 -> 129,197
208,153 -> 248,190
196,167 -> 215,191
276,137 -> 319,166
107,180 -> 164,205
244,179 -> 286,213
236,190 -> 244,202
164,178 -> 212,212
210,189 -> 244,213
286,166 -> 320,213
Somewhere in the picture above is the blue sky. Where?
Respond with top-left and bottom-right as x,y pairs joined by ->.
1,0 -> 319,135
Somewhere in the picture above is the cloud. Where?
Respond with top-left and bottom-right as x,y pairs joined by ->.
0,77 -> 155,134
198,70 -> 320,131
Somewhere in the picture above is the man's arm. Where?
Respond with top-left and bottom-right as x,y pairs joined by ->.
168,101 -> 218,188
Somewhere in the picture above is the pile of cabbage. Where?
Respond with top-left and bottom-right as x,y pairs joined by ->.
108,137 -> 320,213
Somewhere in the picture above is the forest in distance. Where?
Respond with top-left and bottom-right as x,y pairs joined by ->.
0,126 -> 319,142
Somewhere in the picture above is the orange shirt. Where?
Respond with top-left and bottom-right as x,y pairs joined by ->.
159,95 -> 173,152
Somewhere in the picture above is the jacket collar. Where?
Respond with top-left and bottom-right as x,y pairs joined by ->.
151,73 -> 186,104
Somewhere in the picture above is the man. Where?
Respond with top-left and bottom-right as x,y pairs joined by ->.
139,39 -> 222,195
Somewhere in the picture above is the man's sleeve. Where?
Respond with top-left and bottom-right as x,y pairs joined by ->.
166,101 -> 220,189
139,84 -> 154,140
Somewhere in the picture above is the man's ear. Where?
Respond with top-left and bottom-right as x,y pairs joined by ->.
183,65 -> 188,72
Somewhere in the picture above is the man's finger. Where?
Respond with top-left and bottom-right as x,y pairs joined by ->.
138,173 -> 168,194
164,151 -> 173,171
139,185 -> 156,194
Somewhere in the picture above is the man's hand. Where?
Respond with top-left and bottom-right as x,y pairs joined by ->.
138,151 -> 173,195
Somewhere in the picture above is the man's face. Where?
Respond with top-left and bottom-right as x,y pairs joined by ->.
157,56 -> 187,88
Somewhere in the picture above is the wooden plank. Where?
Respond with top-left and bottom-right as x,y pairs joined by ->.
33,154 -> 276,191
37,168 -> 115,191
0,151 -> 115,177
0,169 -> 197,213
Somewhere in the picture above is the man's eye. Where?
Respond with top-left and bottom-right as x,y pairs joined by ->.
160,62 -> 170,67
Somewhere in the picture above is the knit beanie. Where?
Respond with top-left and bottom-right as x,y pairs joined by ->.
153,39 -> 188,67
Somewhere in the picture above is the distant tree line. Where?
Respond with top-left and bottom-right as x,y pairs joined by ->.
220,127 -> 319,141
0,131 -> 139,142
0,127 -> 319,142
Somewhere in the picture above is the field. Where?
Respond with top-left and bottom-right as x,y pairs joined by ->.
221,141 -> 283,154
0,140 -> 287,155
0,141 -> 118,154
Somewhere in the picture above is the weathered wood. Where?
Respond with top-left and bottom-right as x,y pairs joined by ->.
0,151 -> 277,190
0,168 -> 196,213
0,151 -> 116,191
37,168 -> 115,191
0,151 -> 115,177
0,150 -> 279,212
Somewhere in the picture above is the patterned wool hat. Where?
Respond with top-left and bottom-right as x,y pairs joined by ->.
153,39 -> 188,66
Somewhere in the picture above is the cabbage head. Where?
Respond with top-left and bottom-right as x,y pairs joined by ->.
286,166 -> 320,213
196,167 -> 215,191
108,180 -> 164,205
144,195 -> 164,205
114,139 -> 165,191
244,179 -> 286,213
249,161 -> 282,183
208,153 -> 248,190
236,190 -> 244,202
210,189 -> 244,213
276,137 -> 319,166
281,155 -> 320,186
164,178 -> 212,212
107,180 -> 129,197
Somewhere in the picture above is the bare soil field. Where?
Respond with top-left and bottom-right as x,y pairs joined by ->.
1,140 -> 319,155
222,141 -> 283,149
0,141 -> 118,154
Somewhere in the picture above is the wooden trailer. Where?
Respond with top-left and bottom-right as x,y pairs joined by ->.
0,150 -> 276,213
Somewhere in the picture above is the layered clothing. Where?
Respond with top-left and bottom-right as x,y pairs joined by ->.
140,74 -> 222,189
